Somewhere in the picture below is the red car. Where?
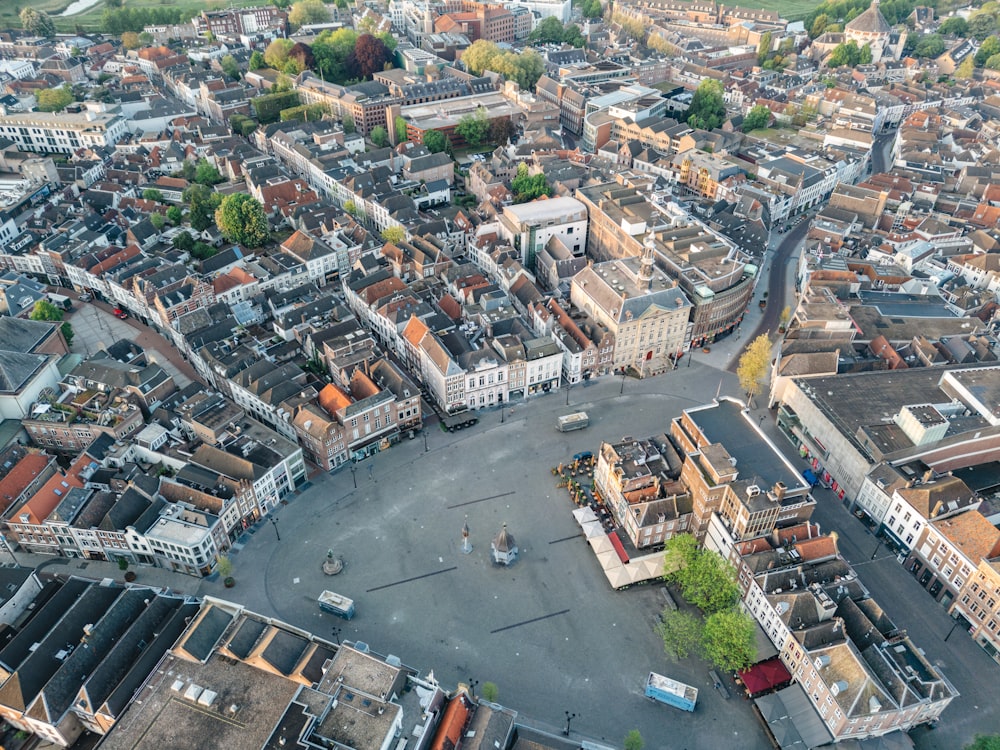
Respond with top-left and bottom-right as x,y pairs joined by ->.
113,308 -> 128,319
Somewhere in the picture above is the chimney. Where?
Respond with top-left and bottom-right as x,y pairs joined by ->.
905,479 -> 915,489
922,469 -> 934,483
773,481 -> 786,502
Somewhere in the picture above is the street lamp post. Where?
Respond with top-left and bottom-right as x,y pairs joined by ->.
270,517 -> 280,541
500,403 -> 505,424
350,464 -> 357,489
423,430 -> 428,453
468,678 -> 479,698
944,619 -> 960,643
870,538 -> 881,561
619,370 -> 626,396
565,383 -> 571,405
332,626 -> 342,645
563,711 -> 578,736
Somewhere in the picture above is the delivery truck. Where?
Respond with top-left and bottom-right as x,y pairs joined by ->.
557,412 -> 590,432
318,590 -> 355,620
645,672 -> 698,712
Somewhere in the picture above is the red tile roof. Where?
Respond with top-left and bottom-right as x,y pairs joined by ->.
0,454 -> 52,514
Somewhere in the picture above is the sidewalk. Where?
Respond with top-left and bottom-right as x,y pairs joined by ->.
10,550 -> 206,597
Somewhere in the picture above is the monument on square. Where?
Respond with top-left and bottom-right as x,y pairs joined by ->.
491,523 -> 518,566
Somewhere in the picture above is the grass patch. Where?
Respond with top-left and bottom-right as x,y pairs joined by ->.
742,0 -> 817,19
3,0 -> 276,32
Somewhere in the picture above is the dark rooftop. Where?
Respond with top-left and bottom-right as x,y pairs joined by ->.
687,399 -> 805,490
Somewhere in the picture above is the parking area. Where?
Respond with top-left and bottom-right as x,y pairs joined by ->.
214,367 -> 768,748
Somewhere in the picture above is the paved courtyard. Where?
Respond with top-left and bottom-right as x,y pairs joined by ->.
214,365 -> 767,748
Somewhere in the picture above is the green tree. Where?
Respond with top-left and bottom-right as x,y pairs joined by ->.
394,115 -> 409,143
511,163 -> 551,203
529,16 -> 567,43
681,549 -> 740,614
462,39 -> 500,76
956,55 -> 976,79
138,32 -> 153,46
987,53 -> 1000,69
965,735 -> 1000,750
685,78 -> 726,131
809,14 -> 829,38
173,230 -> 196,252
221,54 -> 241,80
342,112 -> 355,133
20,7 -> 55,36
264,38 -> 295,69
142,188 -> 164,202
191,242 -> 217,260
370,125 -> 388,147
184,183 -> 222,232
481,682 -> 499,702
970,12 -> 998,41
702,609 -> 757,673
623,730 -> 644,750
30,299 -> 64,322
215,193 -> 270,247
312,27 -> 359,83
423,129 -> 448,153
195,159 -> 224,186
216,555 -> 233,578
36,85 -> 73,113
61,322 -> 74,347
742,104 -> 771,132
737,333 -> 771,406
166,205 -> 183,224
828,40 -> 863,67
120,31 -> 140,49
150,212 -> 165,230
456,107 -> 490,146
915,34 -> 945,58
662,533 -> 699,579
657,609 -> 703,659
976,36 -> 1000,67
179,160 -> 197,181
757,30 -> 773,63
939,17 -> 969,37
381,225 -> 405,244
289,0 -> 330,26
488,117 -> 516,146
343,199 -> 357,215
250,50 -> 266,69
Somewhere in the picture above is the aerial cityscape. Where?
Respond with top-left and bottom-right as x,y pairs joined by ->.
1,0 -> 1000,748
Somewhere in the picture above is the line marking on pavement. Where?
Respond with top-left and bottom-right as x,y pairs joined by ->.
447,491 -> 515,509
490,609 -> 571,634
366,566 -> 458,592
548,534 -> 580,544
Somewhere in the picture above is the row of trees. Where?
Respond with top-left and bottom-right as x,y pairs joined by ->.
659,535 -> 757,673
101,6 -> 188,35
461,40 -> 546,90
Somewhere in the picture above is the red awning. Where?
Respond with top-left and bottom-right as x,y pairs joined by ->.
738,658 -> 792,696
608,531 -> 629,564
